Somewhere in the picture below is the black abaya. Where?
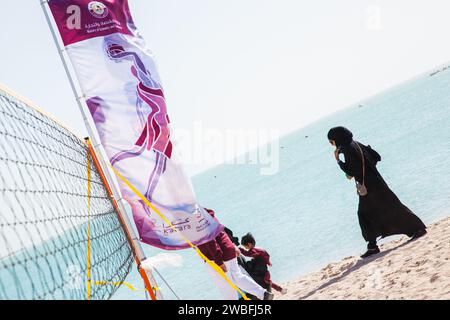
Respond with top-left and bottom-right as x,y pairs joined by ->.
337,140 -> 426,243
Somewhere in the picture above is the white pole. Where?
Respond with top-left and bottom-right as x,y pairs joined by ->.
39,0 -> 163,300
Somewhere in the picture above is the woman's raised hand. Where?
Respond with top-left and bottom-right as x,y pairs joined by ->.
334,148 -> 340,161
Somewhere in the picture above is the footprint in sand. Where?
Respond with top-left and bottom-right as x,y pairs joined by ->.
430,274 -> 439,283
415,259 -> 429,266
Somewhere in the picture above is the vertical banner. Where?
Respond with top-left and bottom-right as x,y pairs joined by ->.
47,0 -> 223,249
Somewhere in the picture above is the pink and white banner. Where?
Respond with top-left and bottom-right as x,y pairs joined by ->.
48,0 -> 223,249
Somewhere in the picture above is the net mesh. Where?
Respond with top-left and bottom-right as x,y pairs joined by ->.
0,86 -> 134,300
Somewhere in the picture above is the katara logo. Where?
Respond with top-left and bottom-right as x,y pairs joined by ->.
88,1 -> 109,19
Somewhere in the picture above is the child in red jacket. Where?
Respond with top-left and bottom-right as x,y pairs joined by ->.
198,208 -> 274,300
240,233 -> 287,294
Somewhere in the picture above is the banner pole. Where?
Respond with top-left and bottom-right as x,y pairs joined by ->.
86,138 -> 159,301
40,0 -> 162,300
87,152 -> 92,300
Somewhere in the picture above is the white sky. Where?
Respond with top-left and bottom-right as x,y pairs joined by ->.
1,0 -> 450,175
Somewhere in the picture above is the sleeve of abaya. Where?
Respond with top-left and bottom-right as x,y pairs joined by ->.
337,149 -> 362,178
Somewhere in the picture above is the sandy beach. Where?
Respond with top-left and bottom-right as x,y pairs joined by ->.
276,215 -> 450,300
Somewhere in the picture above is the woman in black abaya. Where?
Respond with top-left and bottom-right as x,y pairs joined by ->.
327,126 -> 427,258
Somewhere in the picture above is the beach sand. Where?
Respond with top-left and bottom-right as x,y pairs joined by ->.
276,215 -> 450,300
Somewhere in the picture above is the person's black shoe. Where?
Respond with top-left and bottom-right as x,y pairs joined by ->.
410,229 -> 427,240
263,291 -> 274,300
360,246 -> 380,259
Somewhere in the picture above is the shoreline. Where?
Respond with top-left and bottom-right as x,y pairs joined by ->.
275,215 -> 450,300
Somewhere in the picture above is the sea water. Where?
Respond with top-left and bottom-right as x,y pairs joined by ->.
113,65 -> 450,300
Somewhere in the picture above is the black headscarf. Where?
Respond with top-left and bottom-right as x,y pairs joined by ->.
327,126 -> 353,147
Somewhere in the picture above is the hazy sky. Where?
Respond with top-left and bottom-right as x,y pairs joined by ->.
1,0 -> 450,175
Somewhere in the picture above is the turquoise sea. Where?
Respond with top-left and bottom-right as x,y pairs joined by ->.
114,64 -> 450,300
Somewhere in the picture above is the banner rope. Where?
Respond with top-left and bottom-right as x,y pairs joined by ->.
95,281 -> 157,292
109,165 -> 250,300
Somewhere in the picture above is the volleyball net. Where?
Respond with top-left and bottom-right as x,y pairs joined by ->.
0,85 -> 134,300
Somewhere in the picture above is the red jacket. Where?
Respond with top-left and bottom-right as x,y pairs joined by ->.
240,247 -> 272,266
198,231 -> 237,266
